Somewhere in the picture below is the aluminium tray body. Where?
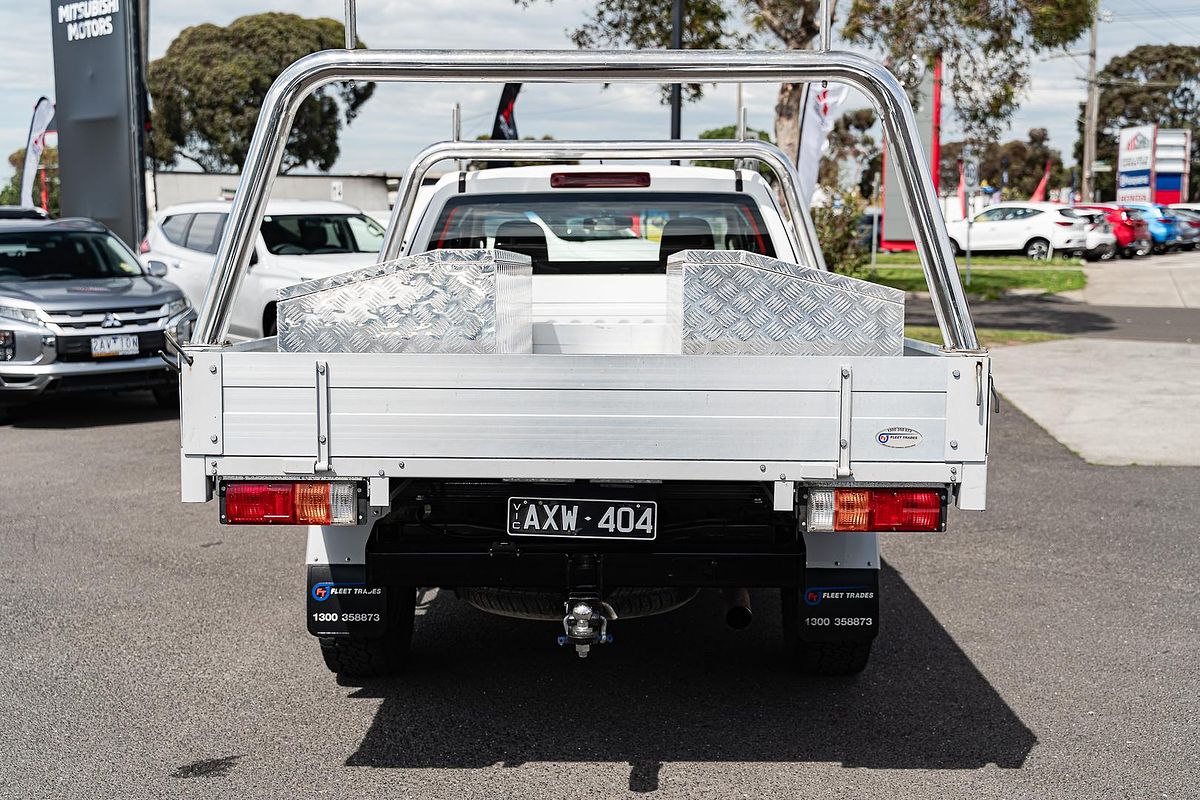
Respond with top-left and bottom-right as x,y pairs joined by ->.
666,250 -> 905,356
277,249 -> 532,354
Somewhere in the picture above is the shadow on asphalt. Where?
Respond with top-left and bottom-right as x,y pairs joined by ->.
909,295 -> 1118,335
1,391 -> 177,429
342,563 -> 1035,787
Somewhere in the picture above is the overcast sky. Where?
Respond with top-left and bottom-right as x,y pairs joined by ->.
2,0 -> 1198,176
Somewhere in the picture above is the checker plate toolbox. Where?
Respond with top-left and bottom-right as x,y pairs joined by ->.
277,249 -> 532,354
666,249 -> 904,356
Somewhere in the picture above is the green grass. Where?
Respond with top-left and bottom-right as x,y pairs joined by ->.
905,325 -> 1067,347
870,267 -> 1086,301
874,251 -> 1083,268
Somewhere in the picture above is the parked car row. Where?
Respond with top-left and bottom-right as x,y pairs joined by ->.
0,200 -> 382,414
939,201 -> 1199,261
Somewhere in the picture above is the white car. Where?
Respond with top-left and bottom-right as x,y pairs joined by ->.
142,200 -> 384,339
943,202 -> 1087,260
1074,209 -> 1118,261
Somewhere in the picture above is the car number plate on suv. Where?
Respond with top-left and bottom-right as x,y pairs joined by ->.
508,497 -> 656,540
90,333 -> 139,358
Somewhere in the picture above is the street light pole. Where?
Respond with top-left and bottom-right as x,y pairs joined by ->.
1081,11 -> 1099,202
670,0 -> 682,139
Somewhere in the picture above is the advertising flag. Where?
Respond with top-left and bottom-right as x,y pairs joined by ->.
795,83 -> 849,208
20,97 -> 55,209
491,84 -> 522,141
1029,158 -> 1052,202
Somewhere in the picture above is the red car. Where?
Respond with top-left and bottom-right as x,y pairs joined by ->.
1075,204 -> 1151,258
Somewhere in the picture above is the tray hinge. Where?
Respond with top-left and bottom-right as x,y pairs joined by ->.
315,360 -> 331,473
837,365 -> 852,477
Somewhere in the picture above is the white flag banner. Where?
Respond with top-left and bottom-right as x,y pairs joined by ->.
795,83 -> 849,208
20,97 -> 55,209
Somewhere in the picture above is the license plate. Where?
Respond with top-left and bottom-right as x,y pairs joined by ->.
90,334 -> 139,358
508,497 -> 657,540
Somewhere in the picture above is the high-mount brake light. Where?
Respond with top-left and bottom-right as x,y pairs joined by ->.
806,488 -> 942,532
550,172 -> 651,188
223,481 -> 358,525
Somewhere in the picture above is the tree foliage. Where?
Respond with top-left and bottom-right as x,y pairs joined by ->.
692,124 -> 772,172
515,0 -> 1093,159
843,0 -> 1092,144
1074,44 -> 1200,201
148,13 -> 374,173
821,108 -> 879,197
811,187 -> 867,277
0,147 -> 60,216
941,128 -> 1067,200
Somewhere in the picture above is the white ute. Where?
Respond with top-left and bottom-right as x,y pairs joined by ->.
173,48 -> 992,679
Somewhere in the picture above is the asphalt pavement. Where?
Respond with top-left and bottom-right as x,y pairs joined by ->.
1,393 -> 1197,799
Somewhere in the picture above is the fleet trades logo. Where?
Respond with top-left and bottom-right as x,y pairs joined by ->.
311,582 -> 334,602
805,587 -> 874,606
876,426 -> 922,448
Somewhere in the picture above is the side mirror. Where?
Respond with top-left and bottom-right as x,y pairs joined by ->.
146,260 -> 169,278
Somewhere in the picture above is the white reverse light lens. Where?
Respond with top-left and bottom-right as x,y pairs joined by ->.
808,489 -> 835,532
330,482 -> 357,525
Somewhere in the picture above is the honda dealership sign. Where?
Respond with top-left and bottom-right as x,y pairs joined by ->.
49,0 -> 146,247
1116,124 -> 1156,204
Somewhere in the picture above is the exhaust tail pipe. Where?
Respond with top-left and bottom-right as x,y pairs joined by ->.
723,587 -> 752,629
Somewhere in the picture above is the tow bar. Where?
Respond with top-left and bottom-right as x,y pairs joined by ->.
558,596 -> 615,658
557,554 -> 614,658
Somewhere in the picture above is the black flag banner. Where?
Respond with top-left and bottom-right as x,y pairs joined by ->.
490,83 -> 521,141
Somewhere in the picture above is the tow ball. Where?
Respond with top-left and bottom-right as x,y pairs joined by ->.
557,596 -> 615,658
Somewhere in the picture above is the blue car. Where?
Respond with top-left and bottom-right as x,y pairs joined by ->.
1123,203 -> 1179,254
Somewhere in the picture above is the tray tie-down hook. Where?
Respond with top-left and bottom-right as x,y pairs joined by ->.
558,596 -> 617,658
157,329 -> 193,374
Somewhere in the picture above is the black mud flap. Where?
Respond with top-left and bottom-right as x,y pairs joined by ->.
799,568 -> 879,643
306,565 -> 388,638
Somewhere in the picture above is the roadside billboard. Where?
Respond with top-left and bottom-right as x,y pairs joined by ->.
48,0 -> 147,248
1153,128 -> 1191,205
1115,124 -> 1156,204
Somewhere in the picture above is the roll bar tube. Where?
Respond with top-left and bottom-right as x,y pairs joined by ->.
380,139 -> 823,270
192,49 -> 979,351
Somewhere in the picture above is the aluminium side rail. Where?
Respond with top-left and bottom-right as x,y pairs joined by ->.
190,49 -> 979,351
380,139 -> 825,271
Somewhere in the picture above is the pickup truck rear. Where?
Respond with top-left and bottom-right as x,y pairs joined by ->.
174,48 -> 990,678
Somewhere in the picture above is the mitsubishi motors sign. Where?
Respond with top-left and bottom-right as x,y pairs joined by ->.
48,0 -> 147,248
1116,124 -> 1156,203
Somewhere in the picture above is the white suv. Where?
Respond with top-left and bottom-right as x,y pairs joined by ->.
142,200 -> 384,338
943,202 -> 1087,260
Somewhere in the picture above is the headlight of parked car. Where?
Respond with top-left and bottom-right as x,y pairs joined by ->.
165,298 -> 190,318
0,305 -> 42,324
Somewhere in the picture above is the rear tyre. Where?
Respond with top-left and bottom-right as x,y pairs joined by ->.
780,587 -> 873,677
948,239 -> 963,257
318,586 -> 417,677
1024,238 -> 1051,260
151,386 -> 178,411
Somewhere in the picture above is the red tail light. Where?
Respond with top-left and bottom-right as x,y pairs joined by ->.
223,481 -> 359,525
1054,220 -> 1075,228
139,237 -> 150,254
550,172 -> 651,188
807,488 -> 943,532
